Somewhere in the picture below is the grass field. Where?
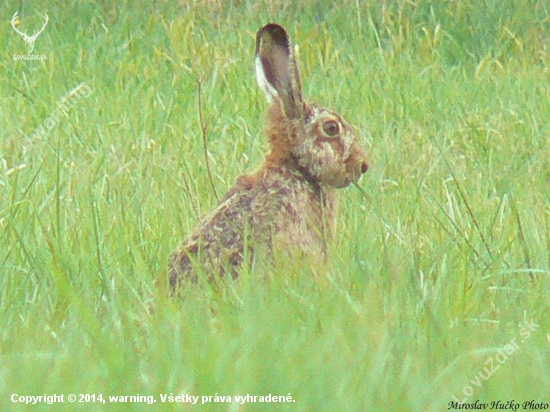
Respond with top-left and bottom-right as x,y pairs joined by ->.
1,1 -> 549,411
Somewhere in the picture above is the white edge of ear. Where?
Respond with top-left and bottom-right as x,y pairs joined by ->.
255,55 -> 278,103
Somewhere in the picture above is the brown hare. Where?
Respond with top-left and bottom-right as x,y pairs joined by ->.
170,23 -> 368,290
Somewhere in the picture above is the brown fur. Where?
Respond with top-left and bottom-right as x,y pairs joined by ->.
169,24 -> 368,291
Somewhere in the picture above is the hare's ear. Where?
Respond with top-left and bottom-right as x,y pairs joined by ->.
255,23 -> 304,120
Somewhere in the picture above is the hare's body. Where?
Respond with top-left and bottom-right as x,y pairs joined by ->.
170,24 -> 368,289
169,154 -> 335,286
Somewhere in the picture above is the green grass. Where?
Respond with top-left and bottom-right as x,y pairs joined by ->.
1,0 -> 549,411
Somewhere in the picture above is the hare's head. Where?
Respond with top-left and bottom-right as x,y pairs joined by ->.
256,24 -> 368,188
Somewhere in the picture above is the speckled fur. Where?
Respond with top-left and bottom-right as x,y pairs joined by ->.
169,24 -> 368,290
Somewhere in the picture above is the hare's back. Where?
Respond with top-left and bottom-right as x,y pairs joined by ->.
169,183 -> 257,284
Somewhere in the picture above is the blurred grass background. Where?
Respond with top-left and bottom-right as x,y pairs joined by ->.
1,0 -> 549,411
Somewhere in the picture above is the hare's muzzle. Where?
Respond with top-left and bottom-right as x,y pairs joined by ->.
346,141 -> 369,183
360,159 -> 369,174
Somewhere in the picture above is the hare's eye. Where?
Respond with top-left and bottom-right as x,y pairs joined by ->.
322,120 -> 340,137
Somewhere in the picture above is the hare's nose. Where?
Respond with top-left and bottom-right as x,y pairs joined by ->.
361,161 -> 369,174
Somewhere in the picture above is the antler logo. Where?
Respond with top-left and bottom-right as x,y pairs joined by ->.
11,11 -> 49,54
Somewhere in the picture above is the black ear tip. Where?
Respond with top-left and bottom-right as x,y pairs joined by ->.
262,23 -> 285,32
258,23 -> 289,46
